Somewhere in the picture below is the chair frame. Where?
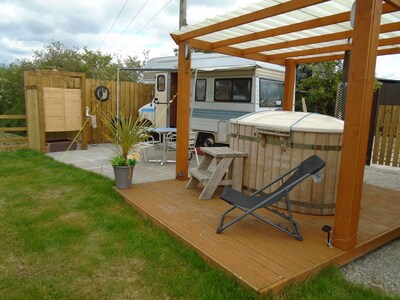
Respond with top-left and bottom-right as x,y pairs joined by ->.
188,131 -> 199,165
217,155 -> 326,241
136,135 -> 160,162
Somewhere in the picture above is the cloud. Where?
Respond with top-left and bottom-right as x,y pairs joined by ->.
0,0 -> 399,80
0,0 -> 253,63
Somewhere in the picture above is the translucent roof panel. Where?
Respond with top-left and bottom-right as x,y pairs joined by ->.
171,0 -> 400,64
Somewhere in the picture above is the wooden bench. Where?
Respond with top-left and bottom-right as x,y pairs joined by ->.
186,147 -> 247,199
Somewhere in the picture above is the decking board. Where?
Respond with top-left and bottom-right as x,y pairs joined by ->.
118,180 -> 400,294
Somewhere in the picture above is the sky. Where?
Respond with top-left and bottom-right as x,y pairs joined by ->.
1,0 -> 399,80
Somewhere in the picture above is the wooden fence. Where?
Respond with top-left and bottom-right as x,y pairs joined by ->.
0,115 -> 28,151
372,105 -> 400,166
86,79 -> 154,144
24,70 -> 154,151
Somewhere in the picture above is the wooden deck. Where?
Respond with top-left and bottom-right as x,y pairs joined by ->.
117,180 -> 400,294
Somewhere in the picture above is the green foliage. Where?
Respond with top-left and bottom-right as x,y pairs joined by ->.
109,154 -> 137,166
0,62 -> 27,118
295,61 -> 343,116
100,112 -> 153,166
0,41 -> 149,115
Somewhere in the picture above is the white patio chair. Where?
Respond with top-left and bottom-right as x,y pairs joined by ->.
166,132 -> 177,152
137,135 -> 160,162
189,131 -> 199,165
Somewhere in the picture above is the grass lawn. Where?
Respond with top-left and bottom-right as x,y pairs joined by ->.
0,150 -> 397,299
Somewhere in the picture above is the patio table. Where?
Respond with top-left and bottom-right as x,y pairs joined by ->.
152,127 -> 177,165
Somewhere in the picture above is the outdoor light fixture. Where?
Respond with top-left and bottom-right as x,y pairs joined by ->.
322,225 -> 333,248
184,43 -> 191,60
350,1 -> 356,28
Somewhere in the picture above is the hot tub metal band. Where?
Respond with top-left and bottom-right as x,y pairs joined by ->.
229,133 -> 342,151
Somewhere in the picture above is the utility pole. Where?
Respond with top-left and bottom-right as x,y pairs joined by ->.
179,0 -> 187,29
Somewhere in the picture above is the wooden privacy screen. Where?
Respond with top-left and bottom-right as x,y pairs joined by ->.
43,88 -> 82,132
372,105 -> 400,167
24,70 -> 86,152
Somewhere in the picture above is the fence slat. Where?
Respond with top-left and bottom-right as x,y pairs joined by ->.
378,106 -> 392,164
392,107 -> 400,167
0,145 -> 29,151
0,127 -> 27,132
373,105 -> 399,167
372,106 -> 385,164
0,115 -> 26,120
385,106 -> 398,165
0,137 -> 28,143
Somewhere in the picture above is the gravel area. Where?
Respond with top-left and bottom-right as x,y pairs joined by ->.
341,164 -> 400,296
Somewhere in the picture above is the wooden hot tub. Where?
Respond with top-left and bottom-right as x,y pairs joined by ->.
229,111 -> 344,215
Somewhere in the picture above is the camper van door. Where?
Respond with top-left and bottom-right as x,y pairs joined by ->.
154,73 -> 169,128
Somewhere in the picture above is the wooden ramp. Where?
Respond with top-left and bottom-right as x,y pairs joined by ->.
117,181 -> 400,293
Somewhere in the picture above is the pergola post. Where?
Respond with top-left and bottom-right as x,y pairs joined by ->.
333,0 -> 383,250
176,42 -> 191,180
282,59 -> 296,111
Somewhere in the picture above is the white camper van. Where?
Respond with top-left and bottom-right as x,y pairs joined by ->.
139,53 -> 285,147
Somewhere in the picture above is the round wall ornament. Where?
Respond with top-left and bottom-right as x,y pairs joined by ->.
95,85 -> 110,101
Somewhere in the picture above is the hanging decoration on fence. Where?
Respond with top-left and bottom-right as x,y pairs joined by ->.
95,85 -> 110,101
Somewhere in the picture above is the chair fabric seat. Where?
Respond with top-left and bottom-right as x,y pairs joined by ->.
217,155 -> 326,240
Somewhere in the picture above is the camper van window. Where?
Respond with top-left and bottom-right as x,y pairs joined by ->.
195,79 -> 206,101
157,75 -> 166,92
214,78 -> 251,102
259,79 -> 284,107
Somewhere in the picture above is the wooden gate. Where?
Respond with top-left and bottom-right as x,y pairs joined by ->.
0,115 -> 28,151
372,105 -> 400,166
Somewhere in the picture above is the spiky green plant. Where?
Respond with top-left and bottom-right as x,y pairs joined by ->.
100,112 -> 152,165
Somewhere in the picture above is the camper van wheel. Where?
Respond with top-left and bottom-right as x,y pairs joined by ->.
200,134 -> 215,147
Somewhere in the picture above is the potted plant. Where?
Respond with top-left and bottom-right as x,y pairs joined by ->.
100,112 -> 152,189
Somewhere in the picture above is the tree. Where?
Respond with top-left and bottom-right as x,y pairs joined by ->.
0,41 -> 148,115
295,61 -> 343,116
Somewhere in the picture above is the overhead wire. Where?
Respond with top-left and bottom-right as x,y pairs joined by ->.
108,0 -> 150,53
118,0 -> 174,53
98,0 -> 130,50
63,0 -> 176,160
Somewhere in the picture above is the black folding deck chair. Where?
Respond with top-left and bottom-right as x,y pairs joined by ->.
217,155 -> 326,241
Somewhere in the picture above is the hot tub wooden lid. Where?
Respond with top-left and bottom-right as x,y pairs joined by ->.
232,111 -> 344,133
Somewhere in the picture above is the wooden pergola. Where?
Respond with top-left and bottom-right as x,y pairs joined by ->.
170,0 -> 400,251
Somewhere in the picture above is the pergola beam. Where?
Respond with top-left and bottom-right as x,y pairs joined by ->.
212,11 -> 349,49
212,3 -> 395,50
293,47 -> 400,64
171,0 -> 328,43
385,0 -> 400,9
175,42 -> 191,180
265,36 -> 400,61
282,60 -> 296,111
294,54 -> 345,64
190,34 -> 400,65
189,39 -> 284,65
333,0 -> 383,251
242,21 -> 400,56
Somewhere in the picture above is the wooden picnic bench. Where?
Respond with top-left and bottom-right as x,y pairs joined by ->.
186,147 -> 247,199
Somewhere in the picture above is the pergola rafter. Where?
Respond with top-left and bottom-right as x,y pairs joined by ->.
171,3 -> 399,65
171,0 -> 329,44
